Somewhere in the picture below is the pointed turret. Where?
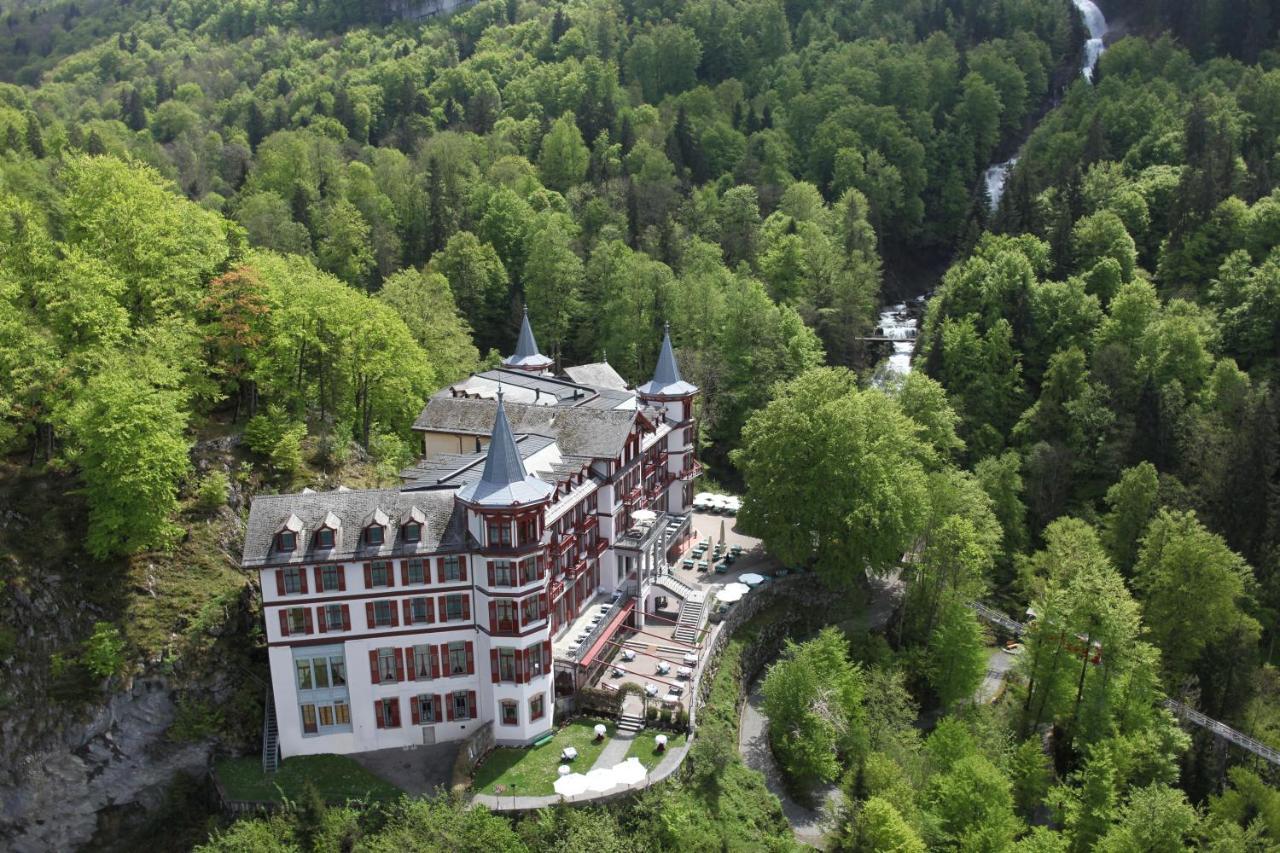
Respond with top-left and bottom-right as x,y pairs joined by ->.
637,324 -> 697,398
456,391 -> 554,507
502,307 -> 554,372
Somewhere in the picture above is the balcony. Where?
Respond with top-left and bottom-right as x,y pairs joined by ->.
676,460 -> 703,481
551,529 -> 577,556
575,514 -> 599,535
492,619 -> 520,637
593,537 -> 609,557
622,484 -> 643,506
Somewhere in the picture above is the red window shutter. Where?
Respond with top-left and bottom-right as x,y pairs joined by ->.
337,569 -> 346,592
488,563 -> 495,586
447,696 -> 455,721
543,640 -> 552,666
459,559 -> 468,583
426,597 -> 435,623
341,605 -> 351,630
278,610 -> 289,637
490,649 -> 500,684
302,608 -> 313,634
299,569 -> 309,594
434,694 -> 443,723
374,702 -> 384,729
395,649 -> 406,682
488,601 -> 497,631
364,562 -> 373,588
401,560 -> 409,586
369,650 -> 380,684
461,596 -> 470,621
465,641 -> 475,675
275,571 -> 286,596
317,608 -> 328,633
404,648 -> 416,681
515,649 -> 524,683
313,566 -> 323,592
365,602 -> 375,627
402,599 -> 412,625
390,698 -> 401,727
436,558 -> 445,584
467,691 -> 476,719
432,645 -> 442,679
411,698 -> 421,725
386,563 -> 395,587
389,603 -> 400,628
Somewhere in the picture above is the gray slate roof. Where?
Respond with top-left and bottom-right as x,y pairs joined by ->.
502,308 -> 554,370
413,397 -> 639,460
563,361 -> 629,391
456,395 -> 555,507
243,488 -> 467,568
637,327 -> 698,397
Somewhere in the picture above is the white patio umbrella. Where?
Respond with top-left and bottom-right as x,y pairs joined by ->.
694,491 -> 715,503
724,582 -> 751,596
558,764 -> 572,776
585,767 -> 620,793
716,588 -> 744,604
633,509 -> 658,523
555,773 -> 590,797
613,757 -> 647,786
718,518 -> 726,546
739,572 -> 765,586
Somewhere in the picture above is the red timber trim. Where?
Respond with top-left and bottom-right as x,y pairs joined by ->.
268,624 -> 479,647
253,583 -> 473,607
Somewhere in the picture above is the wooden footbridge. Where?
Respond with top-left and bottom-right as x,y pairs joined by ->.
968,601 -> 1280,768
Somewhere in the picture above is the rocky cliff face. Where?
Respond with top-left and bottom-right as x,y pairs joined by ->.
0,446 -> 263,852
1,679 -> 213,852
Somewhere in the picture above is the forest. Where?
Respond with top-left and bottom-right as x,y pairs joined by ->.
2,0 -> 1280,849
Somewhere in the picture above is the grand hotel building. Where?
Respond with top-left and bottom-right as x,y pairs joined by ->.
243,314 -> 699,757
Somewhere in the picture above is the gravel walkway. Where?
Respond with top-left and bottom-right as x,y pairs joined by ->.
738,683 -> 838,849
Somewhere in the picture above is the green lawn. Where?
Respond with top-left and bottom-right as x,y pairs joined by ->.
623,730 -> 688,769
470,719 -> 613,797
215,754 -> 402,803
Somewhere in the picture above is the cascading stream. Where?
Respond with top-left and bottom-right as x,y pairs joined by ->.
875,0 -> 1110,383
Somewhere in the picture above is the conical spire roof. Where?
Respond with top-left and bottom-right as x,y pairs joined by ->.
503,307 -> 554,370
456,390 -> 554,507
637,324 -> 698,397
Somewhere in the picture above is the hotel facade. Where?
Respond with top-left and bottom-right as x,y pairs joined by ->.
243,315 -> 700,758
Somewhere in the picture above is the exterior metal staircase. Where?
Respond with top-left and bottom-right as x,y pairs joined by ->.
655,573 -> 694,600
673,590 -> 707,645
261,689 -> 280,774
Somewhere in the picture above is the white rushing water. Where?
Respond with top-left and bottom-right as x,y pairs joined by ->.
983,0 -> 1109,214
877,1 -> 1110,381
871,301 -> 920,386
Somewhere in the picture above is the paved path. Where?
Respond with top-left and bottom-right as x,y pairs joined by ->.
738,683 -> 837,849
350,742 -> 459,796
590,731 -> 637,770
975,648 -> 1015,705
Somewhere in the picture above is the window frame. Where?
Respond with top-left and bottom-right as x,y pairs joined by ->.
444,594 -> 464,621
530,694 -> 545,721
402,522 -> 422,543
447,641 -> 467,676
315,527 -> 335,549
372,599 -> 394,627
377,648 -> 398,682
324,603 -> 344,630
369,561 -> 391,588
320,564 -> 341,591
499,699 -> 518,726
406,558 -> 426,585
282,567 -> 303,594
277,531 -> 297,552
365,525 -> 384,546
452,691 -> 471,720
442,555 -> 462,582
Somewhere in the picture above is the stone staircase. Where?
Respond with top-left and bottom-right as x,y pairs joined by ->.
261,689 -> 280,774
618,694 -> 645,734
674,590 -> 707,645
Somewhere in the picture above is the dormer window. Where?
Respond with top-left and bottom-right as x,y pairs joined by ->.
365,525 -> 384,546
277,531 -> 297,552
315,528 -> 335,549
403,522 -> 422,543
